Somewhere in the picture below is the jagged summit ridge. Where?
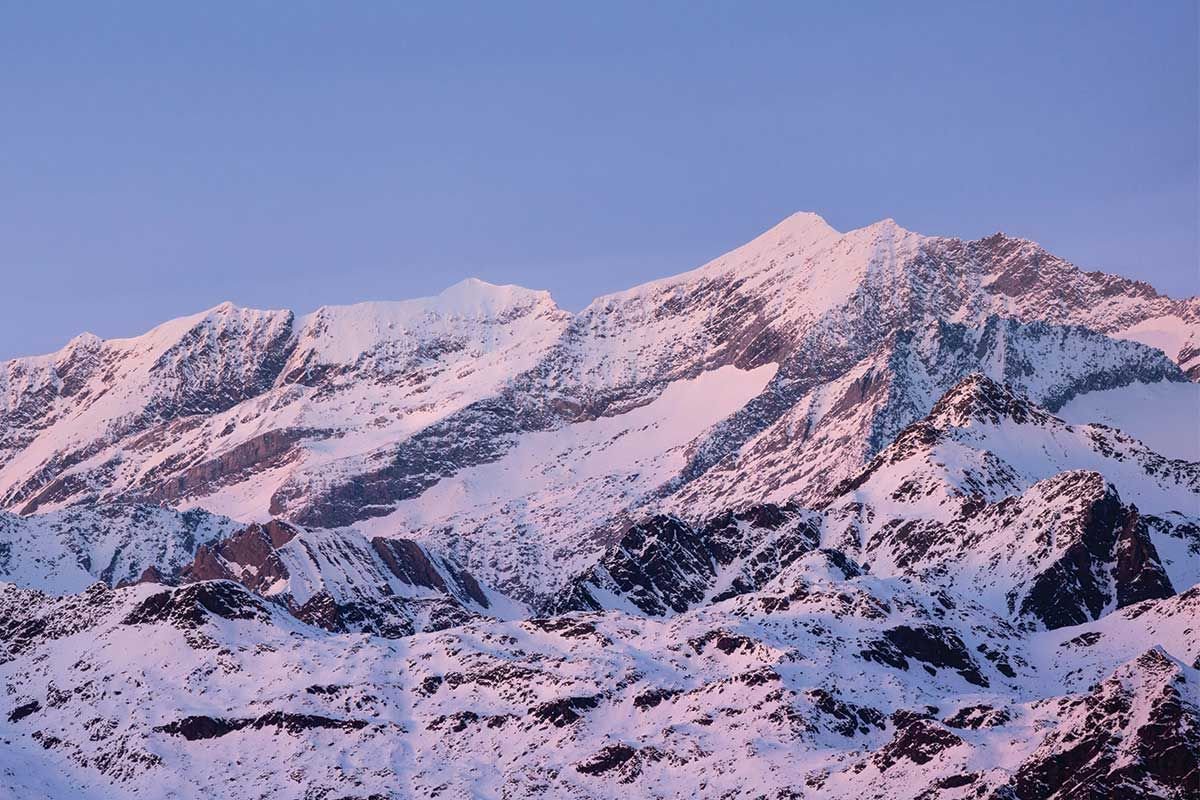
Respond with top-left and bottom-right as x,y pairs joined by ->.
300,277 -> 560,326
0,213 -> 1196,600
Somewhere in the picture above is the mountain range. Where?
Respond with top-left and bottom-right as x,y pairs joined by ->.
1,212 -> 1196,799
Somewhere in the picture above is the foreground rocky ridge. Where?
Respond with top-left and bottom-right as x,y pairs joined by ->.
1,559 -> 1196,799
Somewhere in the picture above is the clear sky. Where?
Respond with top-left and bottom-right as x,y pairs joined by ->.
1,1 -> 1196,359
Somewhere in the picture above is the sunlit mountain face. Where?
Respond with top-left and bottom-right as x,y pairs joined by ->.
2,213 -> 1197,800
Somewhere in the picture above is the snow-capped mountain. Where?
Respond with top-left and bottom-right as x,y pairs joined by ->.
1,213 -> 1194,601
1,212 -> 1197,799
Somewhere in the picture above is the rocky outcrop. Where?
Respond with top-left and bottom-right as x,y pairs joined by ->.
995,648 -> 1200,799
872,625 -> 989,687
371,537 -> 489,609
163,520 -> 497,639
549,504 -> 820,616
121,581 -> 270,629
145,429 -> 318,506
1018,478 -> 1176,629
1113,510 -> 1176,608
155,712 -> 369,741
178,520 -> 298,593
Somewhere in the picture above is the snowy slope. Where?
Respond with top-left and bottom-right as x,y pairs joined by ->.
1113,302 -> 1200,378
361,362 -> 779,597
1057,379 -> 1200,461
1,564 -> 1194,799
0,505 -> 240,594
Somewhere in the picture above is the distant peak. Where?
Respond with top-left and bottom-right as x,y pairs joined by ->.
855,216 -> 914,239
444,280 -> 494,296
978,230 -> 1034,246
771,210 -> 840,236
769,212 -> 918,242
185,300 -> 247,321
300,278 -> 559,334
67,331 -> 102,348
935,372 -> 1015,405
439,277 -> 505,297
942,371 -> 1006,396
435,277 -> 555,312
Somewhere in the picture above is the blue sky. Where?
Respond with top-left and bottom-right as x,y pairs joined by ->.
1,1 -> 1196,358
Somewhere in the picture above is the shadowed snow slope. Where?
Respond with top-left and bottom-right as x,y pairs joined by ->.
1057,380 -> 1200,461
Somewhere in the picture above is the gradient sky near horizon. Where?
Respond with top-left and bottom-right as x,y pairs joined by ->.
1,1 -> 1196,359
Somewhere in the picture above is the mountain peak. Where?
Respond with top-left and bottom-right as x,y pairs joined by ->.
65,331 -> 102,350
863,216 -> 905,234
427,277 -> 557,318
438,276 -> 545,303
927,373 -> 1045,427
302,278 -> 558,332
183,300 -> 245,322
775,210 -> 839,235
940,371 -> 1005,397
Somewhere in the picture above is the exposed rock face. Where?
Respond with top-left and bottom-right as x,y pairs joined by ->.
178,520 -> 298,591
995,648 -> 1200,800
145,429 -> 317,507
115,564 -> 166,588
574,743 -> 667,783
871,716 -> 964,772
121,581 -> 271,628
154,712 -> 369,741
549,504 -> 821,616
1017,477 -> 1176,629
371,536 -> 490,608
875,625 -> 988,687
167,519 -> 500,638
1113,511 -> 1177,608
